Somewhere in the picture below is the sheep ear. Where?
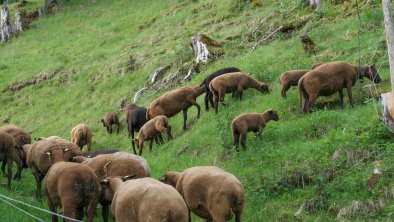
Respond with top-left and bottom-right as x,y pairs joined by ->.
45,151 -> 51,156
122,175 -> 136,181
159,175 -> 167,182
100,179 -> 109,186
63,148 -> 70,153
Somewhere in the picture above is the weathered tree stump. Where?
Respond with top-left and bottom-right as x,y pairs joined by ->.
15,9 -> 27,33
189,34 -> 222,63
309,0 -> 321,10
45,0 -> 57,13
0,3 -> 12,42
300,32 -> 317,54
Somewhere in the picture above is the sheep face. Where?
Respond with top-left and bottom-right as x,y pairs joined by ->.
268,109 -> 279,121
259,84 -> 269,94
100,119 -> 106,127
365,64 -> 381,84
15,145 -> 28,168
159,172 -> 178,187
100,179 -> 116,203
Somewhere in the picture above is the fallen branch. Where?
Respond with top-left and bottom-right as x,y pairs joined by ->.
251,26 -> 282,51
133,87 -> 147,103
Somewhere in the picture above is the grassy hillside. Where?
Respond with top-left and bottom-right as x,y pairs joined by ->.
1,0 -> 394,221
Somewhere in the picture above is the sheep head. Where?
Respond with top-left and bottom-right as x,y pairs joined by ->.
259,83 -> 269,94
159,172 -> 179,187
267,109 -> 279,121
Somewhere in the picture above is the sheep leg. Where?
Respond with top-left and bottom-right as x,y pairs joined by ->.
338,89 -> 344,107
101,202 -> 110,222
33,172 -> 44,198
346,83 -> 354,107
205,92 -> 210,111
148,139 -> 154,152
209,93 -> 215,110
62,206 -> 77,222
154,135 -> 161,145
240,133 -> 247,150
183,108 -> 188,131
232,130 -> 240,150
117,123 -> 120,134
6,158 -> 12,190
240,91 -> 243,101
106,126 -> 110,134
214,95 -> 219,114
1,160 -> 5,177
47,197 -> 58,222
76,207 -> 84,220
138,141 -> 144,156
281,84 -> 290,98
235,211 -> 243,222
109,125 -> 113,134
131,130 -> 137,155
307,95 -> 317,113
189,99 -> 201,119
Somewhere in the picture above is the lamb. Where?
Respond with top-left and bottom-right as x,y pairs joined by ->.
125,103 -> 164,154
209,72 -> 269,114
71,152 -> 149,222
200,67 -> 241,111
231,109 -> 279,149
279,70 -> 308,98
160,166 -> 245,222
100,112 -> 120,134
70,123 -> 93,151
45,148 -> 99,222
298,61 -> 381,113
0,125 -> 31,180
133,115 -> 172,156
101,177 -> 189,222
0,132 -> 15,190
147,85 -> 205,130
26,137 -> 82,197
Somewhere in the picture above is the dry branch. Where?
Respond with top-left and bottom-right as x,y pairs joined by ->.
251,26 -> 282,51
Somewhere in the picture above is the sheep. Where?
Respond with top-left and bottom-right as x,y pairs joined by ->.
0,132 -> 15,190
26,137 -> 82,197
0,125 -> 31,180
279,70 -> 308,98
100,112 -> 120,134
209,72 -> 269,114
45,148 -> 99,222
83,148 -> 119,158
231,109 -> 279,149
71,152 -> 149,222
160,166 -> 245,222
133,115 -> 172,156
298,61 -> 381,113
125,104 -> 164,154
34,136 -> 63,141
100,177 -> 189,222
70,123 -> 93,152
200,67 -> 241,111
147,85 -> 205,131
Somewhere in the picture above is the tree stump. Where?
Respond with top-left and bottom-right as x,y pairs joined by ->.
0,3 -> 12,42
15,9 -> 27,33
45,0 -> 57,13
189,34 -> 222,63
300,32 -> 317,54
309,0 -> 321,10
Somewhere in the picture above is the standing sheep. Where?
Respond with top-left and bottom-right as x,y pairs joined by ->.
100,112 -> 120,134
200,67 -> 241,111
160,166 -> 245,222
71,153 -> 149,222
0,132 -> 15,190
124,103 -> 164,154
26,137 -> 82,197
133,115 -> 172,156
0,125 -> 31,180
279,70 -> 308,98
209,72 -> 269,114
101,177 -> 189,222
299,61 -> 381,113
147,85 -> 205,131
70,123 -> 93,151
231,109 -> 279,149
45,148 -> 99,222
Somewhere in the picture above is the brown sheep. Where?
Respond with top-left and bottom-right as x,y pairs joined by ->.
34,136 -> 63,141
26,137 -> 81,197
71,153 -> 149,222
0,125 -> 31,180
209,72 -> 269,114
45,149 -> 99,222
101,177 -> 189,222
147,85 -> 205,131
70,123 -> 93,151
133,115 -> 172,156
160,166 -> 245,222
124,103 -> 139,135
279,70 -> 308,98
0,132 -> 15,190
299,61 -> 381,113
231,109 -> 279,149
100,112 -> 120,134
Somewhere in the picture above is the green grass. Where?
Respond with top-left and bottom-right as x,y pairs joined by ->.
1,0 -> 394,221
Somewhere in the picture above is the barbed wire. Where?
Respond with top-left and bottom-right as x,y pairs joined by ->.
0,195 -> 44,222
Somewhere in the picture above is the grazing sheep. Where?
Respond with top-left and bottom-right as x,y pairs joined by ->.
100,112 -> 120,134
0,132 -> 15,190
133,115 -> 172,156
101,177 -> 189,222
45,149 -> 99,222
0,125 -> 31,180
70,123 -> 93,152
26,137 -> 81,197
83,149 -> 119,158
279,70 -> 308,98
125,104 -> 164,154
124,103 -> 139,135
160,166 -> 245,222
232,109 -> 279,149
209,72 -> 269,114
200,67 -> 241,111
147,85 -> 205,130
299,61 -> 381,113
71,153 -> 149,222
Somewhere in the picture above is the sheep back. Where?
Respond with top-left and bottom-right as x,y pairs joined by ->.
112,178 -> 188,222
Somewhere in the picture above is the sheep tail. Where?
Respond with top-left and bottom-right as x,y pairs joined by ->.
298,80 -> 305,108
